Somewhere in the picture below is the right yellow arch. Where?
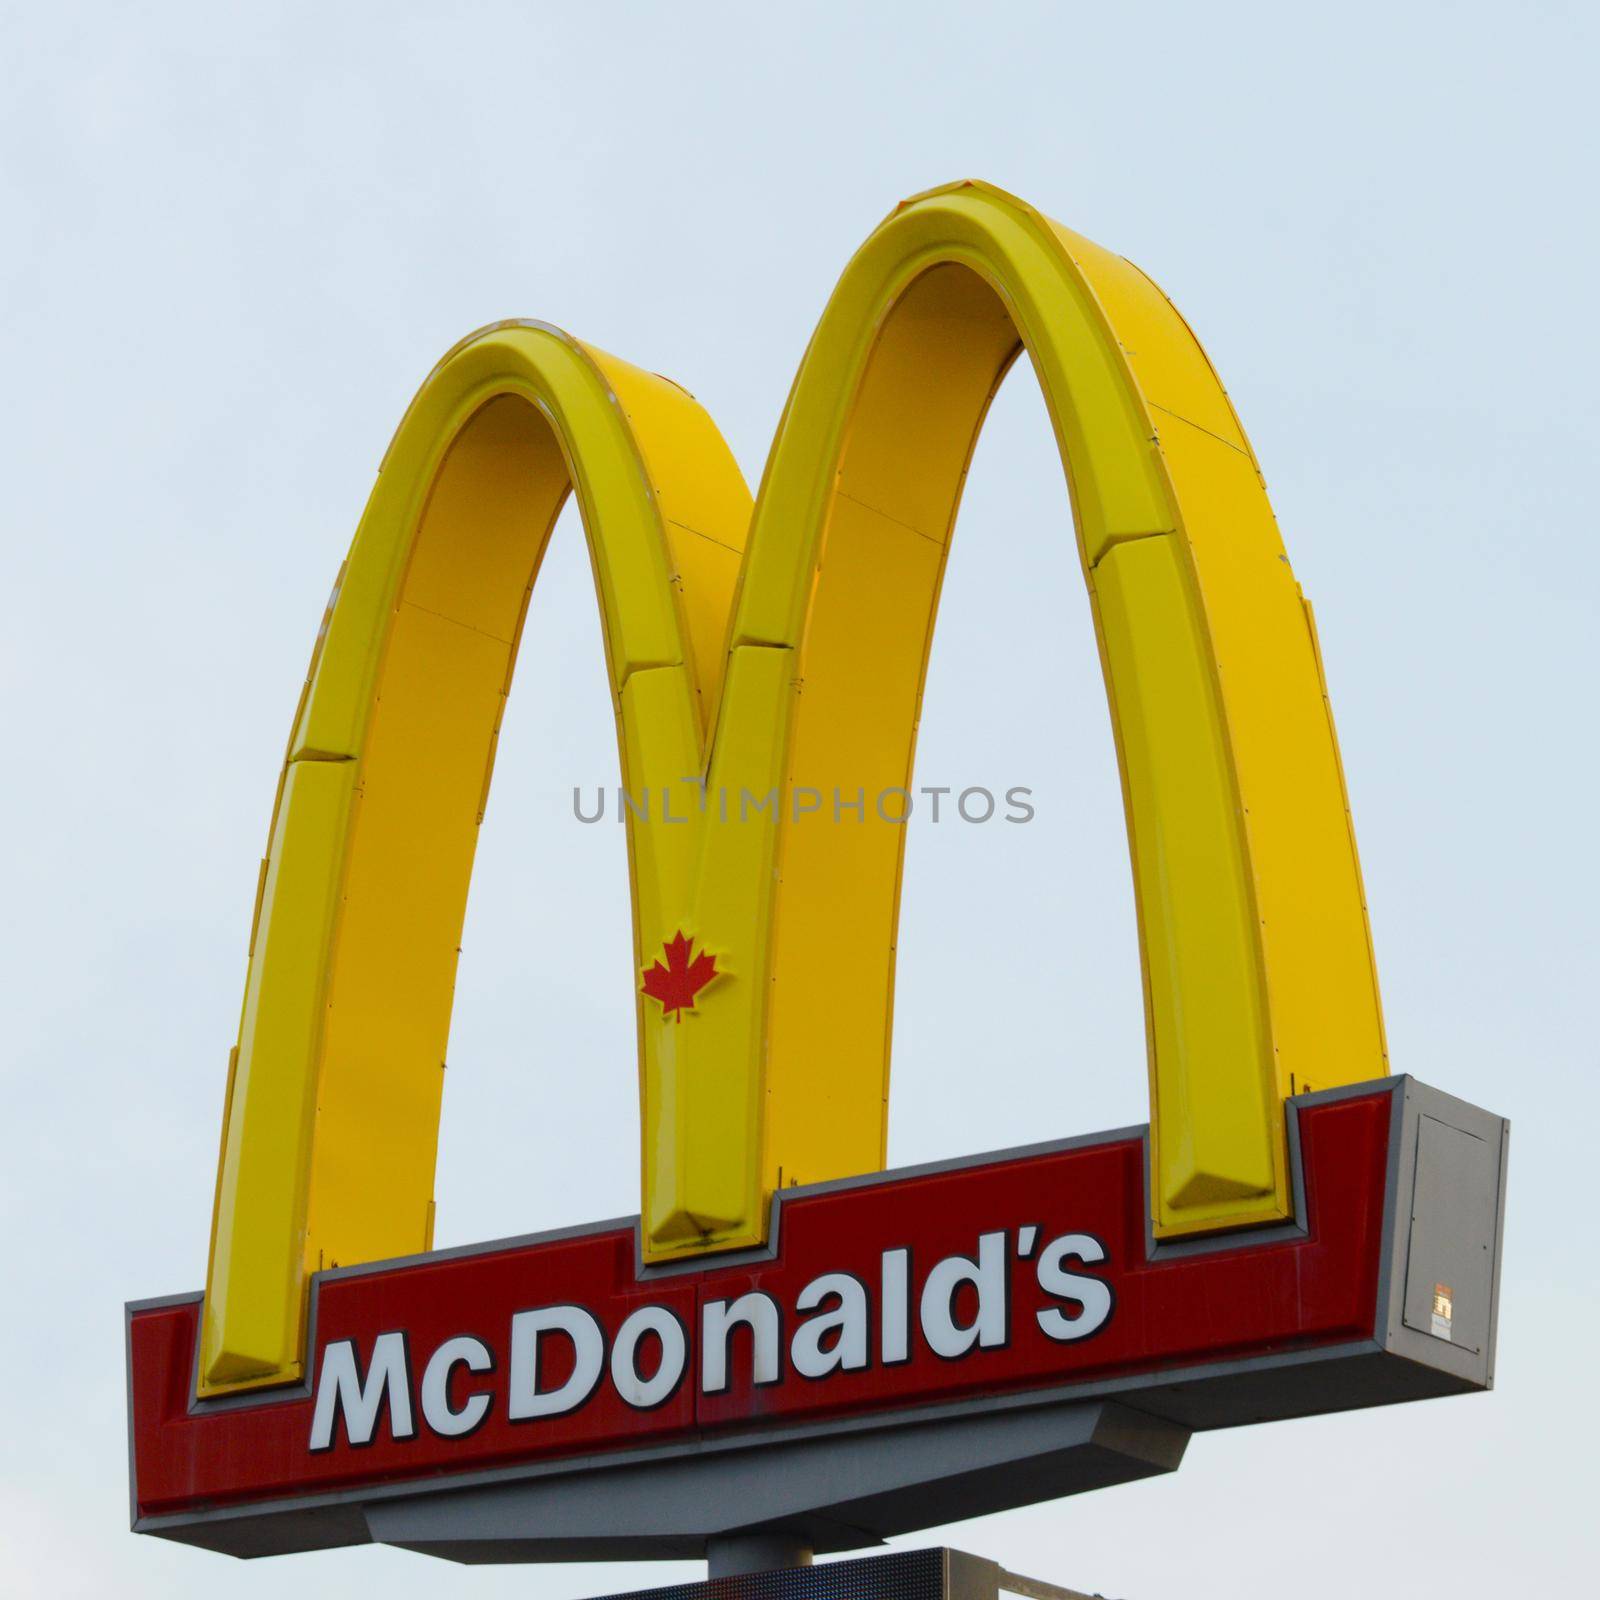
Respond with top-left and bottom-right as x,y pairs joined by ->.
735,181 -> 1388,1238
202,180 -> 1386,1396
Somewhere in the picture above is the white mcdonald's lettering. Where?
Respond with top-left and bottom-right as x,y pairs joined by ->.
701,1292 -> 782,1392
308,1332 -> 415,1451
508,1305 -> 605,1421
610,1305 -> 688,1409
420,1335 -> 494,1437
1035,1234 -> 1114,1342
305,1229 -> 1115,1448
790,1272 -> 869,1378
920,1230 -> 1008,1358
881,1246 -> 910,1363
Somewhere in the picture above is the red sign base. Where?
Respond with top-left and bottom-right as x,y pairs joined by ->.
127,1078 -> 1505,1562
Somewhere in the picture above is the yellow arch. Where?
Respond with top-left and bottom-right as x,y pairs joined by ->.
726,182 -> 1389,1237
201,323 -> 753,1391
202,182 -> 1386,1395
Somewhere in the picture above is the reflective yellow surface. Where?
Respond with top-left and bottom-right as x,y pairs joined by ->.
203,184 -> 1386,1394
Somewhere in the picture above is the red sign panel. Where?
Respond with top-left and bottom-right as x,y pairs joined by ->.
129,1091 -> 1391,1521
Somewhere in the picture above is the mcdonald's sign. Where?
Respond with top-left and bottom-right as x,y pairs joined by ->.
127,182 -> 1508,1563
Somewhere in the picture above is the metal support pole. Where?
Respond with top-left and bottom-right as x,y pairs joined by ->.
705,1533 -> 815,1578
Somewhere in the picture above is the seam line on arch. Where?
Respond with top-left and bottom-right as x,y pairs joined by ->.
724,638 -> 796,657
399,598 -> 515,647
668,519 -> 744,557
617,658 -> 689,691
1148,402 -> 1251,457
1090,528 -> 1174,568
835,489 -> 943,546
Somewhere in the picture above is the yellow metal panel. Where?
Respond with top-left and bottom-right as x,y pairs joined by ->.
763,491 -> 946,1189
287,326 -> 694,767
1049,221 -> 1248,453
1092,535 -> 1280,1227
648,642 -> 794,1247
202,757 -> 354,1387
1155,419 -> 1386,1106
731,185 -> 1171,653
582,346 -> 752,542
1302,594 -> 1391,1078
398,392 -> 568,642
617,663 -> 702,964
580,340 -> 751,713
304,599 -> 513,1276
663,520 -> 743,723
824,262 -> 1019,543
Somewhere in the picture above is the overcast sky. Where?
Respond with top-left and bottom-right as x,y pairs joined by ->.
3,3 -> 1596,1596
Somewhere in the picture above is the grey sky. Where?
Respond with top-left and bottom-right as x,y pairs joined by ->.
2,2 -> 1595,1595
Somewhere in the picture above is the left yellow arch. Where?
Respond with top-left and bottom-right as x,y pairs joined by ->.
202,325 -> 753,1391
203,182 -> 1386,1396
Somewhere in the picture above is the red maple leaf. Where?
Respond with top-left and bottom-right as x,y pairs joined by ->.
641,931 -> 718,1019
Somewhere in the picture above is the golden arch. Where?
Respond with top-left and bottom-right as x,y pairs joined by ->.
202,182 -> 1387,1394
